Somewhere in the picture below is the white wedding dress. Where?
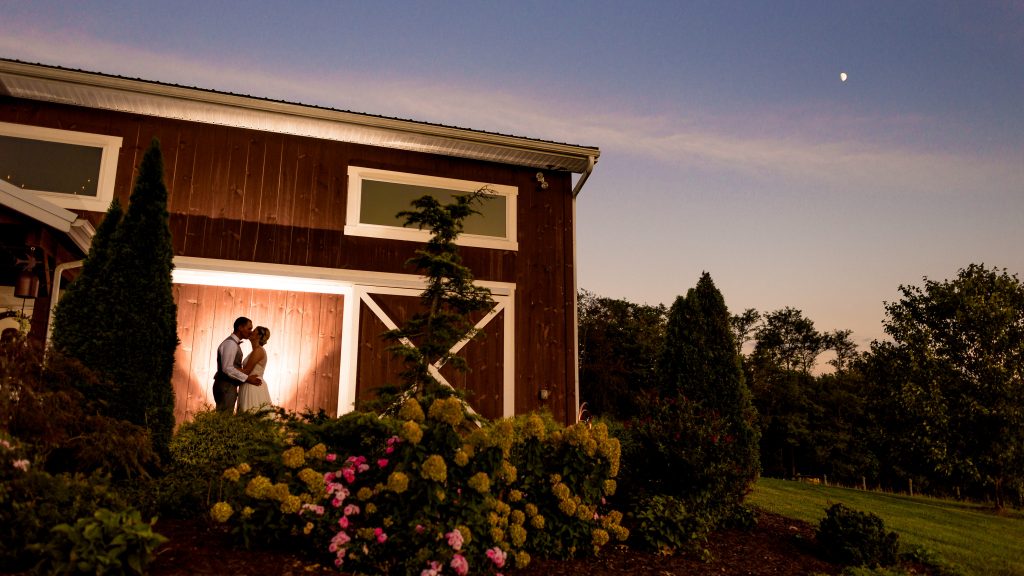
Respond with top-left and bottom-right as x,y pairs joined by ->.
236,354 -> 273,413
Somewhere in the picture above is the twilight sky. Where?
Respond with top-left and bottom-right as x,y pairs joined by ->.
2,1 -> 1022,355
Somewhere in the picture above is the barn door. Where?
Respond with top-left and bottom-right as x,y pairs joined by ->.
351,286 -> 513,420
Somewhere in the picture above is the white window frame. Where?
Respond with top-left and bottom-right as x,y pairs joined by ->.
345,166 -> 518,250
0,121 -> 122,212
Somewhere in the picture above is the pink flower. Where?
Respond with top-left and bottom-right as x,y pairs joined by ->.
334,558 -> 343,567
342,468 -> 356,484
486,546 -> 507,568
445,529 -> 464,551
344,504 -> 360,516
420,561 -> 442,576
338,516 -> 349,529
12,459 -> 29,471
373,527 -> 388,543
357,463 -> 370,473
326,453 -> 337,462
415,524 -> 425,534
450,553 -> 469,575
325,472 -> 336,483
332,497 -> 343,508
385,445 -> 395,454
377,458 -> 389,468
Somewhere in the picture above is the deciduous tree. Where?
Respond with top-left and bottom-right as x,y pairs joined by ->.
878,264 -> 1024,508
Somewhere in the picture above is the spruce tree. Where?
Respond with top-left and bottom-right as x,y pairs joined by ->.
384,190 -> 494,405
104,140 -> 178,456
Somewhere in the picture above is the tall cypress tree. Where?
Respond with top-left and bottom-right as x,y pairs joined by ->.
657,272 -> 760,515
105,140 -> 178,456
52,197 -> 124,406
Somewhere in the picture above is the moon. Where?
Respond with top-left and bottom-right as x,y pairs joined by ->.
840,72 -> 848,82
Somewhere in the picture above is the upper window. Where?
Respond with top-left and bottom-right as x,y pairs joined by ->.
0,121 -> 122,211
345,166 -> 518,250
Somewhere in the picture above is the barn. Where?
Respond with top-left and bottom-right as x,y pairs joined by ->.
0,59 -> 599,424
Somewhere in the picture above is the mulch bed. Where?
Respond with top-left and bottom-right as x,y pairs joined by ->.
150,510 -> 842,575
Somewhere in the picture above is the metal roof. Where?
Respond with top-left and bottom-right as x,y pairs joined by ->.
0,59 -> 599,173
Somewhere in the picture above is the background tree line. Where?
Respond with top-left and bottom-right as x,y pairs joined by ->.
579,264 -> 1024,509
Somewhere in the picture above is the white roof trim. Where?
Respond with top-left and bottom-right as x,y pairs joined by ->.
0,60 -> 600,174
0,178 -> 95,252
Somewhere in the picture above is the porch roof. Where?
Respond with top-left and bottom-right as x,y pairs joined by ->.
0,179 -> 95,253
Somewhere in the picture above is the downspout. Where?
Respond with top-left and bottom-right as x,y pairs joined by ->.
45,260 -> 84,346
570,155 -> 595,422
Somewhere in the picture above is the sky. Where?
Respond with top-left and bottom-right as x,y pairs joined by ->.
2,1 -> 1022,356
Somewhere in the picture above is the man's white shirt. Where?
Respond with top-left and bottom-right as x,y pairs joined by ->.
217,334 -> 249,382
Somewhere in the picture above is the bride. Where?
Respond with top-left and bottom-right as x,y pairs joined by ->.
237,325 -> 273,413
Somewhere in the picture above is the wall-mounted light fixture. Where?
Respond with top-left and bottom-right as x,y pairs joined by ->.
535,172 -> 548,190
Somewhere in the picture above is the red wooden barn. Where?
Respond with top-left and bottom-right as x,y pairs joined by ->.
0,59 -> 599,424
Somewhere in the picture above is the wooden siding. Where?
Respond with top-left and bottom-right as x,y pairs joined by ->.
2,96 -> 578,423
173,284 -> 344,421
354,291 -> 505,420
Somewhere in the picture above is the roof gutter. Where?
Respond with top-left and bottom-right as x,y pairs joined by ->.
571,155 -> 596,199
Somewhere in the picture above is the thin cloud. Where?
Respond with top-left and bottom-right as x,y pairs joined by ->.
2,27 -> 1020,202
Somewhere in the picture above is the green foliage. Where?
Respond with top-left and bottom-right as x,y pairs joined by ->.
619,391 -> 744,523
624,273 -> 759,527
51,196 -> 124,412
209,401 -> 626,573
35,507 -> 167,576
170,410 -> 287,473
0,433 -> 127,571
51,140 -> 178,459
383,191 -> 495,404
871,264 -> 1024,508
817,503 -> 899,567
577,289 -> 666,418
1,343 -> 157,479
631,494 -> 709,555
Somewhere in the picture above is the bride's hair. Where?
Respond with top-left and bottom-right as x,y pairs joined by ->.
255,326 -> 271,346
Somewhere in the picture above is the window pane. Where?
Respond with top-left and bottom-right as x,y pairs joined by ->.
0,135 -> 103,197
360,180 -> 507,238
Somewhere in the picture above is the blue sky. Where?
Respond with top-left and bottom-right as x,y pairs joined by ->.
2,1 -> 1022,355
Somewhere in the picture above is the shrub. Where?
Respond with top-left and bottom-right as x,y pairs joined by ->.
158,409 -> 287,517
0,434 -> 126,571
632,494 -> 709,555
170,409 -> 286,474
210,398 -> 627,573
35,507 -> 167,576
1,344 -> 158,480
618,390 -> 746,526
817,503 -> 899,567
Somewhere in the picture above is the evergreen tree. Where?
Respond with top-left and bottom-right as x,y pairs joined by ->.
384,190 -> 495,405
105,140 -> 178,457
655,272 -> 760,515
51,197 -> 124,407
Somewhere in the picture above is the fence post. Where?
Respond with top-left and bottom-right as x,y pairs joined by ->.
861,476 -> 867,491
908,478 -> 914,497
823,474 -> 828,487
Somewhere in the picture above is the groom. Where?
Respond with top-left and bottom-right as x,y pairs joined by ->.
213,316 -> 263,412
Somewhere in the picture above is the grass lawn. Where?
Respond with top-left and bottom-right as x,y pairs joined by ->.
749,477 -> 1024,576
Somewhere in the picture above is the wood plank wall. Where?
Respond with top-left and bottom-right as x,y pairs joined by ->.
2,96 -> 579,423
354,292 -> 505,420
173,283 -> 344,422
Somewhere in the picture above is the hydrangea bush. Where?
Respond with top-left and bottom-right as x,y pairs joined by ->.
211,395 -> 627,574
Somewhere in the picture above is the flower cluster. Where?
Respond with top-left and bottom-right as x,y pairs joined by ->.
210,403 -> 626,574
